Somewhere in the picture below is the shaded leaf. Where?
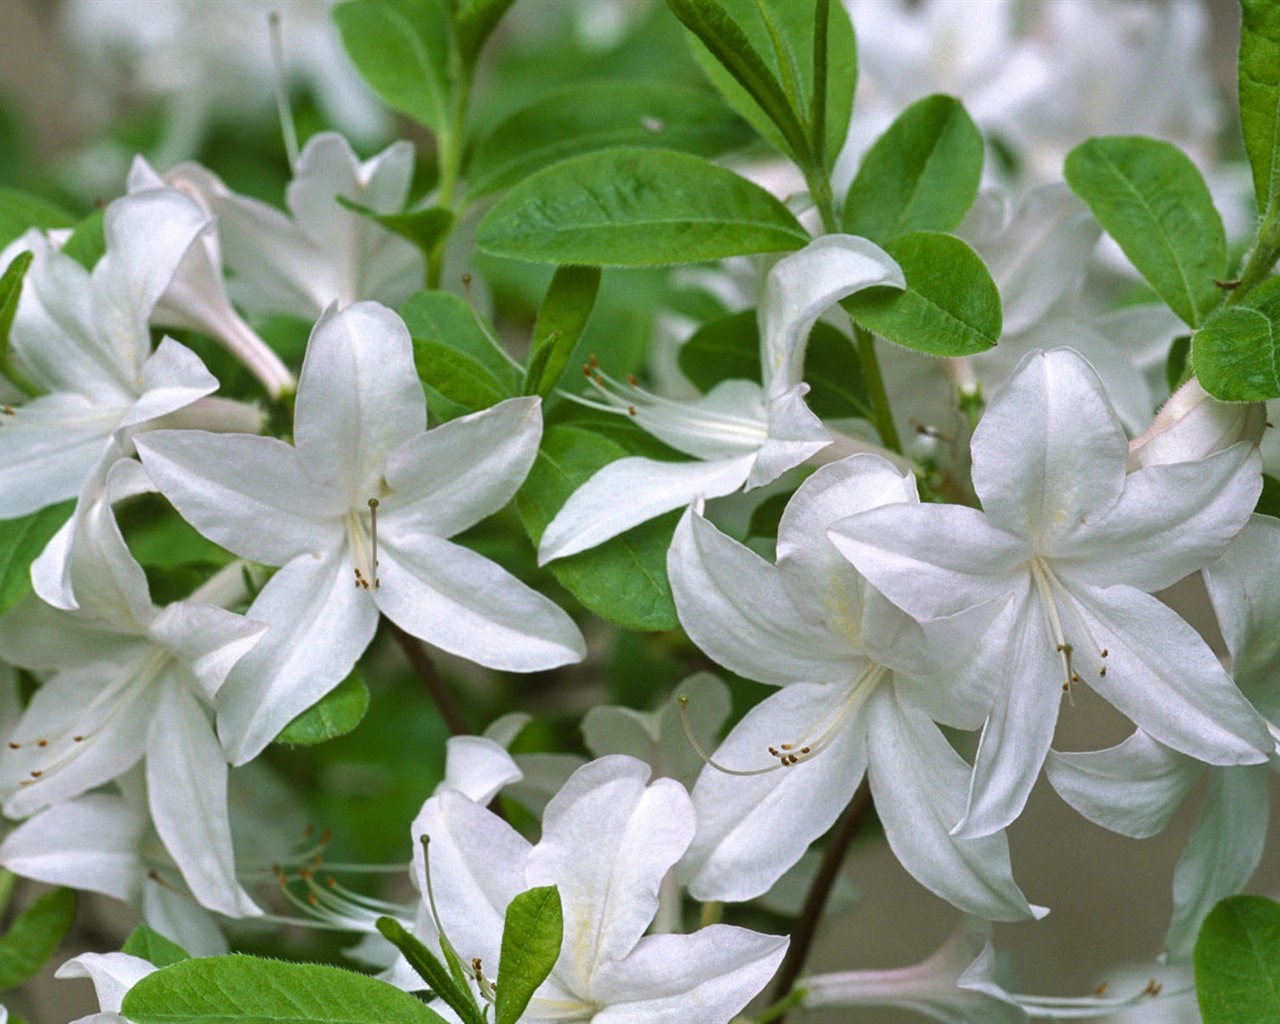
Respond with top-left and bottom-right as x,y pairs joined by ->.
122,926 -> 189,969
0,888 -> 76,990
376,917 -> 485,1024
526,266 -> 601,398
0,187 -> 74,250
276,670 -> 370,746
1240,0 -> 1280,215
0,502 -> 75,616
1195,895 -> 1280,1024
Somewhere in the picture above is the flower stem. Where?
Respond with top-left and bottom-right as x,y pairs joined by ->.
769,779 -> 873,1022
853,323 -> 903,454
384,618 -> 470,736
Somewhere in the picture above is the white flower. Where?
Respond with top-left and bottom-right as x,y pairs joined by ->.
136,301 -> 585,764
829,348 -> 1271,839
411,755 -> 788,1023
56,950 -> 155,1024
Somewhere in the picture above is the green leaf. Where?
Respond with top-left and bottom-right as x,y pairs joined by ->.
678,310 -> 868,417
414,340 -> 513,415
332,0 -> 451,132
0,250 -> 42,397
494,886 -> 563,1024
401,290 -> 519,388
1195,894 -> 1280,1023
844,232 -> 1001,357
465,81 -> 753,199
61,209 -> 106,271
1194,276 -> 1280,401
0,502 -> 75,616
525,266 -> 601,398
1064,136 -> 1225,328
122,926 -> 190,969
518,425 -> 678,630
476,148 -> 809,267
843,94 -> 984,243
122,953 -> 450,1024
748,491 -> 790,539
1240,0 -> 1280,216
0,187 -> 74,250
1166,334 -> 1192,393
376,917 -> 485,1024
276,670 -> 370,746
1258,474 -> 1280,518
451,0 -> 517,66
0,887 -> 76,990
670,0 -> 855,170
337,196 -> 454,263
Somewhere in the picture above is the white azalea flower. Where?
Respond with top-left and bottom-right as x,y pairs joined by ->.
411,755 -> 788,1023
136,301 -> 585,764
668,456 -> 1041,921
829,348 -> 1271,839
167,133 -> 423,320
56,950 -> 155,1024
538,233 -> 904,563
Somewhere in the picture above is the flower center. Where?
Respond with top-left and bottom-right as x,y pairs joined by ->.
680,663 -> 889,776
351,497 -> 381,590
1029,555 -> 1109,698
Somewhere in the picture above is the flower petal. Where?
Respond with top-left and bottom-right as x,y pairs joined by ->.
55,952 -> 155,1013
1205,515 -> 1280,714
118,337 -> 218,430
384,397 -> 541,538
747,384 -> 831,488
538,453 -> 755,564
527,756 -> 693,985
0,393 -> 119,517
148,602 -> 266,703
374,532 -> 584,671
439,735 -> 523,805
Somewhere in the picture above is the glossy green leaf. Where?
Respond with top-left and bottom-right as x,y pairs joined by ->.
494,886 -> 563,1024
678,310 -> 868,418
376,917 -> 485,1024
1195,895 -> 1280,1024
0,501 -> 75,616
476,148 -> 809,267
122,954 -> 450,1024
122,926 -> 190,969
1065,136 -> 1225,328
337,196 -> 454,262
525,267 -> 601,398
61,209 -> 105,271
1194,276 -> 1280,401
402,290 -> 519,418
414,340 -> 513,415
452,0 -> 517,66
276,670 -> 370,746
332,0 -> 451,132
465,81 -> 753,199
518,425 -> 678,631
0,250 -> 41,397
843,94 -> 984,242
1240,0 -> 1280,215
0,887 -> 75,990
671,0 -> 855,169
401,291 -> 519,387
844,232 -> 1001,356
0,187 -> 74,250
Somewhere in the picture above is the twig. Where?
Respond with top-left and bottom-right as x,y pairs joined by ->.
385,619 -> 471,736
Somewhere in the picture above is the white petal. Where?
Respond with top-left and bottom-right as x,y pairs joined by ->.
1165,764 -> 1271,962
0,393 -> 119,517
118,337 -> 218,430
1045,731 -> 1202,839
0,793 -> 144,901
141,877 -> 229,957
135,430 -> 341,564
217,549 -> 380,764
374,532 -> 584,671
591,927 -> 787,1024
56,952 -> 155,1013
1206,516 -> 1280,713
440,735 -> 523,805
527,756 -> 693,989
147,680 -> 261,918
759,233 -> 903,395
668,508 -> 862,685
866,687 -> 1044,921
747,384 -> 831,488
684,682 -> 868,902
293,302 -> 425,504
383,397 -> 541,538
538,454 -> 756,564
148,602 -> 266,703
971,348 -> 1127,544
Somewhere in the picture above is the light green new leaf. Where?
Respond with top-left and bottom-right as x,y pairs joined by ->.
0,502 -> 75,616
465,81 -> 753,200
121,926 -> 190,969
844,232 -> 1001,357
332,0 -> 451,132
518,425 -> 678,631
0,887 -> 75,990
1195,895 -> 1280,1024
495,886 -> 563,1024
121,954 -> 451,1024
276,670 -> 370,746
843,94 -> 984,243
0,187 -> 74,250
1240,0 -> 1280,216
476,148 -> 809,267
1064,136 -> 1225,328
671,0 -> 855,169
525,266 -> 601,399
1194,276 -> 1280,401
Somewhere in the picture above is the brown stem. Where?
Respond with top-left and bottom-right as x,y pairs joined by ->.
385,618 -> 471,736
770,779 -> 874,1020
